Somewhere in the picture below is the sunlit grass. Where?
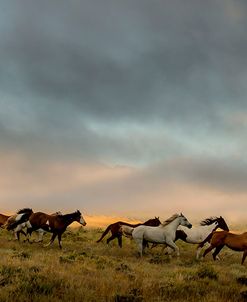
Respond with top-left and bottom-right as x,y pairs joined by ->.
0,227 -> 246,301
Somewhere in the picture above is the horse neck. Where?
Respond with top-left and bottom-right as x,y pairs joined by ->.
61,213 -> 78,227
143,220 -> 159,226
163,218 -> 181,232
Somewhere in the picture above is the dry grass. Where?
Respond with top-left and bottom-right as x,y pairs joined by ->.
0,227 -> 247,302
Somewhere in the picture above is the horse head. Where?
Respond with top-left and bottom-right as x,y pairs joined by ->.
153,217 -> 161,226
75,210 -> 87,226
179,213 -> 192,229
200,216 -> 229,231
216,216 -> 229,231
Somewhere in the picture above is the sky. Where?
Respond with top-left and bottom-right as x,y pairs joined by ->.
0,0 -> 247,223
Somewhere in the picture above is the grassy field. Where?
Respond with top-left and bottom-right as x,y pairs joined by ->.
0,226 -> 247,302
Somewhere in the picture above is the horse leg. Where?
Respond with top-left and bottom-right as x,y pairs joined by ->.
35,229 -> 45,243
134,238 -> 143,257
241,250 -> 247,265
196,241 -> 206,259
20,230 -> 26,236
14,224 -> 26,241
117,234 -> 122,248
203,244 -> 216,259
212,245 -> 224,261
26,227 -> 34,243
165,239 -> 180,257
44,233 -> 57,247
16,230 -> 26,241
57,233 -> 62,249
106,234 -> 118,245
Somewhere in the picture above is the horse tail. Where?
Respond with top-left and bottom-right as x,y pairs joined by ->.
96,225 -> 112,243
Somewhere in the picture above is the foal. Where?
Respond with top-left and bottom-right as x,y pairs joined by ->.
203,231 -> 247,265
26,210 -> 86,248
96,217 -> 161,248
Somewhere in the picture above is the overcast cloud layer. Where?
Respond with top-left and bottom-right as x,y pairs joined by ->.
0,1 -> 247,222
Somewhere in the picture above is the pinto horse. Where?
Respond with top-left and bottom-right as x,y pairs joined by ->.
5,208 -> 33,230
26,210 -> 86,248
3,208 -> 33,240
96,217 -> 161,248
176,216 -> 229,259
203,231 -> 247,265
14,211 -> 63,243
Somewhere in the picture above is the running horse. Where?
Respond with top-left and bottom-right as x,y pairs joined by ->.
25,210 -> 86,248
3,208 -> 33,240
175,216 -> 229,259
96,217 -> 161,248
203,231 -> 247,265
132,213 -> 192,257
149,216 -> 229,259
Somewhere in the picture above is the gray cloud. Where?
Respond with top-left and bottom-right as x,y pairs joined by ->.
1,1 -> 247,124
0,1 -> 247,217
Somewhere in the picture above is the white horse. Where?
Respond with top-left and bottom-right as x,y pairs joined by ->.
176,216 -> 229,259
132,213 -> 192,257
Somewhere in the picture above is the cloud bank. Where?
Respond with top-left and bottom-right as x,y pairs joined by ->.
0,1 -> 247,222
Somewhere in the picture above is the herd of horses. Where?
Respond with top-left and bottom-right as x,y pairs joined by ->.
1,209 -> 247,265
0,208 -> 86,249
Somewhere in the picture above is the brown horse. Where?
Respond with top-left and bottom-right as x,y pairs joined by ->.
26,210 -> 86,248
203,231 -> 247,265
0,213 -> 10,228
96,217 -> 161,248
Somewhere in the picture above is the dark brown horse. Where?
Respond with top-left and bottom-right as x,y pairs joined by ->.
96,217 -> 161,248
26,210 -> 86,248
203,231 -> 247,265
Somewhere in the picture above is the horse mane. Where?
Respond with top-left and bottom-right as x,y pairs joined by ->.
16,208 -> 33,214
60,210 -> 81,220
200,217 -> 218,226
162,213 -> 180,226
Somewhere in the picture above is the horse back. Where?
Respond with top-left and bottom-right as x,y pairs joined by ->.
29,212 -> 51,228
